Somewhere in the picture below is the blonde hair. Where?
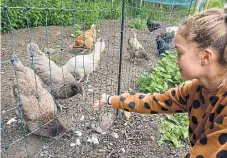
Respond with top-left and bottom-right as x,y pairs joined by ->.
178,8 -> 227,66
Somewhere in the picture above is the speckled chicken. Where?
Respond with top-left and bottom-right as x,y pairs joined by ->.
27,42 -> 83,106
127,30 -> 150,62
12,58 -> 70,137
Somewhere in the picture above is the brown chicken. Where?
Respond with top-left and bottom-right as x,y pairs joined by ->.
12,58 -> 72,138
27,42 -> 83,110
27,43 -> 83,98
73,24 -> 96,49
127,30 -> 151,63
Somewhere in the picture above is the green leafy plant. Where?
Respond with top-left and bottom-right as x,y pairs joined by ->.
137,51 -> 188,148
137,51 -> 183,93
206,0 -> 225,9
1,0 -> 122,32
128,17 -> 146,30
126,1 -> 189,24
73,24 -> 83,37
158,113 -> 189,148
50,55 -> 57,63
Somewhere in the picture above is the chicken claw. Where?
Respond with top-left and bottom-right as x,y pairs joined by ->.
54,100 -> 68,112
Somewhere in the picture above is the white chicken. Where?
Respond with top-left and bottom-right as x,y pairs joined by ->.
62,38 -> 105,83
165,26 -> 179,35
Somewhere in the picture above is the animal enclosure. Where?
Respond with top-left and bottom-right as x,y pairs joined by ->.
1,0 -> 193,157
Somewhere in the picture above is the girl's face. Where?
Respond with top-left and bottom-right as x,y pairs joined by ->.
175,34 -> 204,81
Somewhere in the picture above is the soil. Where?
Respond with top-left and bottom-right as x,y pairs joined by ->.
1,20 -> 190,158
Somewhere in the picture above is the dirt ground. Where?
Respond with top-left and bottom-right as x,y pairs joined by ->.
1,20 -> 190,158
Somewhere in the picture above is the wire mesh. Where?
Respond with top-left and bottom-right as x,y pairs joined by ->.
1,0 -> 193,157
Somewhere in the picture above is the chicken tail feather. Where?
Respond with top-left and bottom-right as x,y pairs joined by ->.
42,119 -> 68,137
27,42 -> 44,57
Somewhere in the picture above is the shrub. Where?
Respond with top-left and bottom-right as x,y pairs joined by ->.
1,0 -> 121,32
137,51 -> 183,93
128,17 -> 146,30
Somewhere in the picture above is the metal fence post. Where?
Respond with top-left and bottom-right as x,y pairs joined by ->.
117,0 -> 126,116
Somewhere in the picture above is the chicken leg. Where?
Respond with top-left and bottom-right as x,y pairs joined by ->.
85,74 -> 90,84
54,100 -> 68,112
77,73 -> 90,84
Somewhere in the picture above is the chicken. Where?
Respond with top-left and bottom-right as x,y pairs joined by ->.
127,47 -> 151,63
165,26 -> 179,35
157,31 -> 175,44
128,31 -> 144,50
147,15 -> 161,32
127,31 -> 151,63
27,42 -> 83,110
12,58 -> 72,138
62,38 -> 105,83
73,24 -> 96,50
156,36 -> 171,56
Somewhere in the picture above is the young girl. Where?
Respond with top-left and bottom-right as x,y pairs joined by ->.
92,8 -> 227,158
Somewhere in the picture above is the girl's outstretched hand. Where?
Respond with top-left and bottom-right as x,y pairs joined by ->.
92,93 -> 108,110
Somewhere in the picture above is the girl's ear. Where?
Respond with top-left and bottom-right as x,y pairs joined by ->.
200,48 -> 214,66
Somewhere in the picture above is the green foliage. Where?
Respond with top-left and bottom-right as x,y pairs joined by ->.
137,51 -> 183,93
2,0 -> 224,32
1,0 -> 121,32
137,51 -> 188,148
158,113 -> 189,148
207,0 -> 225,8
126,1 -> 189,25
50,55 -> 57,63
73,24 -> 83,37
128,17 -> 146,30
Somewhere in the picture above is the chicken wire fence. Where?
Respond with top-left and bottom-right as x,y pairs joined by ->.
1,0 -> 193,157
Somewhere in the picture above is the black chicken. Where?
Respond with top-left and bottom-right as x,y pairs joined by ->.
156,36 -> 171,55
158,31 -> 175,44
147,15 -> 161,32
